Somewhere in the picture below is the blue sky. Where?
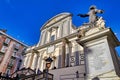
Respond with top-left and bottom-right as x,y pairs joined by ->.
0,0 -> 120,55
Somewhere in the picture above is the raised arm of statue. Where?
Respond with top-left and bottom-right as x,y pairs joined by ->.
95,9 -> 104,14
77,5 -> 104,25
77,14 -> 89,17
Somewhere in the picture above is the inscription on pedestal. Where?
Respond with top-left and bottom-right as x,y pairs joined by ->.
90,52 -> 106,70
86,42 -> 114,76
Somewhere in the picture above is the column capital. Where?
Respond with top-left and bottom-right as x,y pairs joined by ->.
48,28 -> 52,32
68,42 -> 72,48
32,49 -> 39,53
62,38 -> 69,44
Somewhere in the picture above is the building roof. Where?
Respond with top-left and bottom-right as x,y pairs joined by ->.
0,31 -> 28,47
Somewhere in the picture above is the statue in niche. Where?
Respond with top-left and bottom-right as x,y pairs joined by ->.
77,5 -> 104,27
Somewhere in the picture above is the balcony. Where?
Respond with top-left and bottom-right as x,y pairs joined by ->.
7,63 -> 13,69
3,38 -> 10,46
14,43 -> 20,51
14,47 -> 19,51
3,42 -> 9,46
11,55 -> 16,59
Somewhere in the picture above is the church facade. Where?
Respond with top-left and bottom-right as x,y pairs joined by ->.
23,12 -> 120,80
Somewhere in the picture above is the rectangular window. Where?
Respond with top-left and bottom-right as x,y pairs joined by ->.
12,50 -> 17,57
51,35 -> 55,42
17,60 -> 22,70
5,38 -> 10,44
1,46 -> 7,53
16,43 -> 20,49
9,59 -> 14,65
6,69 -> 10,75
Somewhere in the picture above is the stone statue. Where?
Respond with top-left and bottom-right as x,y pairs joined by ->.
78,5 -> 104,25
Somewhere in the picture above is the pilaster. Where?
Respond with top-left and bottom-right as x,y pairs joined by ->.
29,53 -> 34,68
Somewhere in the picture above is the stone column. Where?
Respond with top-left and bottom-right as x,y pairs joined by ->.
61,23 -> 64,37
26,55 -> 30,68
40,54 -> 43,70
55,27 -> 58,40
68,42 -> 72,56
37,55 -> 41,70
62,39 -> 66,68
31,54 -> 37,69
58,47 -> 62,68
62,38 -> 69,68
34,54 -> 39,69
47,30 -> 50,42
43,31 -> 47,44
67,42 -> 72,66
23,55 -> 27,67
29,52 -> 34,68
41,31 -> 45,45
68,20 -> 70,34
44,31 -> 48,44
48,28 -> 52,42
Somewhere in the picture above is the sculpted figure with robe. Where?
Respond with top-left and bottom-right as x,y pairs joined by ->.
78,5 -> 104,25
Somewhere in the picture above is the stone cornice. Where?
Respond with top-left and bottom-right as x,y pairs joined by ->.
26,28 -> 120,53
26,32 -> 77,53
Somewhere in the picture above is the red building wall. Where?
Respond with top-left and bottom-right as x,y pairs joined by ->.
0,32 -> 27,76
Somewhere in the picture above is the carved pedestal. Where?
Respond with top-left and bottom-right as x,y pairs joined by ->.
77,28 -> 120,80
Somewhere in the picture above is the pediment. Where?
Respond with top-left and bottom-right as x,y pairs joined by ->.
41,12 -> 72,30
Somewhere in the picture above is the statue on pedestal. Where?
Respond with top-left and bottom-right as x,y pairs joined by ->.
78,5 -> 104,27
77,5 -> 105,38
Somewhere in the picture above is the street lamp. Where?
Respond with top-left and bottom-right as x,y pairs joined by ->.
44,57 -> 53,80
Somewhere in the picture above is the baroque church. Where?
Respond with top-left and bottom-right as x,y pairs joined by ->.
23,12 -> 120,80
